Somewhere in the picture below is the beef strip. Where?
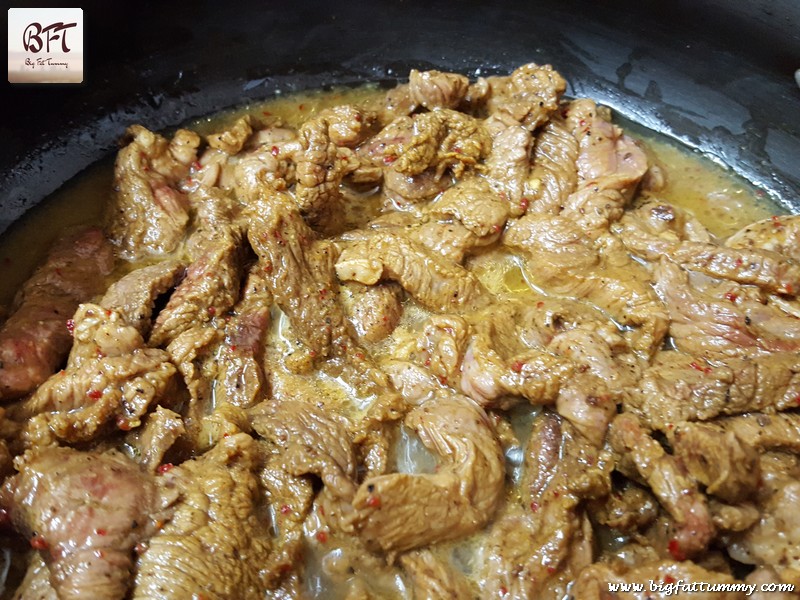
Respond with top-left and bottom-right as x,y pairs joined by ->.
526,116 -> 579,214
484,123 -> 534,209
150,189 -> 244,347
426,178 -> 511,239
207,115 -> 254,155
340,282 -> 403,343
65,303 -> 144,369
335,230 -> 487,313
99,259 -> 185,336
627,351 -> 800,430
408,69 -> 470,110
125,406 -> 185,473
609,413 -> 715,558
350,391 -> 504,553
398,549 -> 474,599
504,214 -> 668,355
133,433 -> 273,600
589,479 -> 659,532
3,447 -> 160,600
727,213 -> 800,262
483,63 -> 566,131
0,228 -> 114,400
106,125 -> 200,260
717,412 -> 800,452
233,126 -> 301,202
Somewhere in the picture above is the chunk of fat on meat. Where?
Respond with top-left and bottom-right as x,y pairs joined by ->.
504,214 -> 668,356
572,560 -> 746,600
106,125 -> 200,260
399,549 -> 474,599
609,413 -> 715,559
0,228 -> 114,400
349,392 -> 504,553
133,434 -> 274,600
3,447 -> 160,600
408,69 -> 470,110
99,259 -> 185,336
335,231 -> 487,313
149,189 -> 244,348
727,213 -> 800,262
626,351 -> 800,431
484,63 -> 567,131
653,258 -> 800,357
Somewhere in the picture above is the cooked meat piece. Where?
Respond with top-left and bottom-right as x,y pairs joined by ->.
573,559 -> 746,599
609,413 -> 714,558
382,167 -> 451,205
336,230 -> 487,312
214,268 -> 272,409
250,398 -> 357,502
382,109 -> 491,179
379,83 -> 416,123
399,549 -> 475,599
164,324 -> 220,413
133,434 -> 273,600
727,213 -> 800,262
426,178 -> 510,238
107,125 -> 200,260
505,215 -> 668,355
0,228 -> 114,400
18,347 -> 178,445
527,116 -> 579,214
589,479 -> 659,532
233,127 -> 301,202
616,203 -> 800,295
340,282 -> 403,343
12,554 -> 58,600
126,406 -> 185,473
628,351 -> 800,430
65,303 -> 144,369
727,478 -> 800,585
248,190 -> 349,360
207,115 -> 254,155
99,259 -> 185,336
669,421 -> 761,503
3,447 -> 159,600
746,567 -> 799,600
350,392 -> 504,552
555,374 -> 617,446
150,190 -> 244,347
709,499 -> 760,532
408,69 -> 469,110
484,124 -> 534,208
380,359 -> 441,405
484,63 -> 566,131
653,258 -> 800,357
717,412 -> 800,452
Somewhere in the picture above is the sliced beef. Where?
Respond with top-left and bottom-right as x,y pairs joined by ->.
233,126 -> 302,203
717,412 -> 800,452
107,125 -> 200,260
504,215 -> 668,355
628,351 -> 800,430
609,413 -> 714,558
727,213 -> 800,262
3,447 -> 159,600
150,189 -> 244,347
65,303 -> 144,369
133,434 -> 273,600
340,281 -> 403,343
613,199 -> 713,256
0,228 -> 114,400
408,69 -> 469,110
426,178 -> 511,239
484,124 -> 534,208
207,114 -> 254,155
213,268 -> 272,409
335,230 -> 487,313
589,479 -> 659,532
399,549 -> 474,599
126,406 -> 185,473
527,116 -> 579,214
99,259 -> 185,336
350,391 -> 504,552
484,63 -> 567,131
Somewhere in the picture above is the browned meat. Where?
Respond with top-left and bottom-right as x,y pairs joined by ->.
504,215 -> 668,355
484,63 -> 566,131
233,126 -> 301,202
340,281 -> 403,343
99,259 -> 185,335
573,560 -> 746,599
107,125 -> 200,260
133,434 -> 273,600
207,114 -> 254,154
0,228 -> 114,400
628,351 -> 800,430
213,268 -> 272,409
350,392 -> 504,552
426,178 -> 511,239
717,412 -> 800,452
653,258 -> 800,357
126,406 -> 185,472
589,480 -> 659,532
248,190 -> 349,360
408,69 -> 470,110
609,413 -> 714,558
613,199 -> 713,256
3,447 -> 159,600
527,116 -> 579,214
336,230 -> 487,313
64,303 -> 144,369
150,190 -> 244,347
484,124 -> 533,208
727,213 -> 800,262
399,549 -> 475,599
669,421 -> 761,503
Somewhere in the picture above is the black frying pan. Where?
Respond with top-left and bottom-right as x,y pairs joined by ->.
1,0 -> 799,236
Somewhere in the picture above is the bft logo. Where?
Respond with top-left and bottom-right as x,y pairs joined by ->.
23,21 -> 78,54
8,7 -> 84,84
